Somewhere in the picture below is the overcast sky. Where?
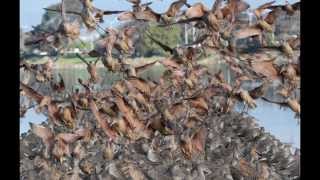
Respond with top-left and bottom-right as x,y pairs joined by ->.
20,0 -> 299,30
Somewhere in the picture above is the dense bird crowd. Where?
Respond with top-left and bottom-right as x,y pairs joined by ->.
20,0 -> 300,179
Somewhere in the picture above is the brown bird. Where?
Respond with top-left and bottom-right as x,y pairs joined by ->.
164,0 -> 190,18
126,0 -> 141,4
121,60 -> 158,77
51,74 -> 65,93
91,27 -> 136,58
279,98 -> 300,117
220,0 -> 250,22
20,82 -> 43,104
145,31 -> 199,65
89,97 -> 118,140
170,6 -> 222,33
30,123 -> 54,158
20,59 -> 54,82
61,105 -> 77,129
118,2 -> 161,22
23,27 -> 60,47
287,36 -> 300,50
19,1 -> 301,174
267,1 -> 300,15
281,40 -> 294,57
185,2 -> 209,18
44,7 -> 124,24
181,127 -> 207,159
94,10 -> 125,23
249,80 -> 270,99
280,63 -> 297,82
232,26 -> 263,40
38,96 -> 65,126
211,0 -> 223,14
60,21 -> 80,40
253,1 -> 276,20
71,88 -> 90,110
248,58 -> 278,80
44,2 -> 123,32
261,96 -> 300,115
264,1 -> 300,25
159,3 -> 220,32
76,53 -> 100,83
239,89 -> 257,108
114,27 -> 137,55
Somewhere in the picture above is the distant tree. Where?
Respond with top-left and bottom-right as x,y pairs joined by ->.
69,39 -> 92,50
35,0 -> 83,32
135,23 -> 182,57
21,1 -> 85,59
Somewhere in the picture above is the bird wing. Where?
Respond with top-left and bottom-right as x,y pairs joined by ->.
261,97 -> 287,106
165,0 -> 187,17
136,7 -> 161,22
211,0 -> 223,13
256,1 -> 276,10
292,1 -> 300,10
254,1 -> 276,19
135,60 -> 158,75
145,32 -> 174,54
76,53 -> 90,66
58,73 -> 65,87
158,17 -> 203,27
233,26 -> 262,39
43,8 -> 82,16
20,82 -> 44,104
103,10 -> 125,15
126,0 -> 141,5
264,9 -> 280,25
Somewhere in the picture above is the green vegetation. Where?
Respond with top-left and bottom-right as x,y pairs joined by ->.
68,40 -> 92,50
26,53 -> 219,68
138,23 -> 182,57
26,56 -> 97,65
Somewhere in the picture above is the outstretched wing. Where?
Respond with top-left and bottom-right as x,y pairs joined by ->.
158,17 -> 203,27
20,82 -> 44,104
145,32 -> 175,54
103,10 -> 125,15
165,0 -> 188,17
135,60 -> 158,74
76,53 -> 90,66
211,0 -> 223,13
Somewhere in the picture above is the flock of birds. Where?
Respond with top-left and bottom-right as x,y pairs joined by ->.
20,0 -> 300,179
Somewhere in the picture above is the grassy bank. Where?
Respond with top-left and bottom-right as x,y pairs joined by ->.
26,56 -> 97,65
25,54 -> 219,69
